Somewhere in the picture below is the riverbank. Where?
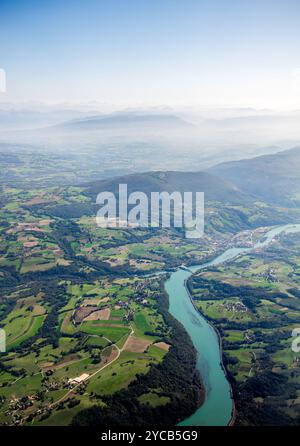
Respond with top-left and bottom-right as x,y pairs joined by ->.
166,269 -> 233,426
185,276 -> 236,426
165,223 -> 300,426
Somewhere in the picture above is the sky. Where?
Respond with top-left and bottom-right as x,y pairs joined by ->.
1,0 -> 300,109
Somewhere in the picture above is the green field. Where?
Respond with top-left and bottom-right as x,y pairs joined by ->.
86,351 -> 152,395
2,307 -> 46,350
138,392 -> 171,407
81,322 -> 131,343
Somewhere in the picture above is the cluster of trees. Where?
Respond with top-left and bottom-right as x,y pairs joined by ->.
39,282 -> 69,347
223,327 -> 291,351
235,371 -> 298,425
191,276 -> 288,310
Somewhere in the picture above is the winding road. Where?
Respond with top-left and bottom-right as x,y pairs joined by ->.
49,326 -> 134,408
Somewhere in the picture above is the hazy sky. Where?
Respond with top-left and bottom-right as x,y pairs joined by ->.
1,0 -> 300,108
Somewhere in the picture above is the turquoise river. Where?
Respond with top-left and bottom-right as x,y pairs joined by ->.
165,223 -> 300,426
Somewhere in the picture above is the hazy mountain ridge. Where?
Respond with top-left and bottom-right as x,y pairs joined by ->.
85,146 -> 300,207
210,146 -> 300,206
202,113 -> 300,128
1,106 -> 300,171
51,112 -> 193,132
84,170 -> 249,204
0,108 -> 94,131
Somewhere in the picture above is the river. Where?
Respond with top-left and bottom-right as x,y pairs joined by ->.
165,223 -> 300,426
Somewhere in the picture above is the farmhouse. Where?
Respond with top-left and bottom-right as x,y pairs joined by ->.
68,373 -> 89,385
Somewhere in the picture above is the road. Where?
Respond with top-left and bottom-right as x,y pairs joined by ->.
49,326 -> 134,409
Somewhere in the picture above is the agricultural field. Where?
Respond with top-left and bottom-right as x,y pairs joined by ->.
0,176 -> 220,288
71,216 -> 214,272
0,273 -> 170,425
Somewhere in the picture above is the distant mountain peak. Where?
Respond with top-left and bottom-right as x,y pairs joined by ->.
51,111 -> 193,132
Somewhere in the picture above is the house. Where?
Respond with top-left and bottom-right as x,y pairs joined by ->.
68,373 -> 89,385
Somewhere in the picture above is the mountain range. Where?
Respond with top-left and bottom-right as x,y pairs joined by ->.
84,146 -> 300,207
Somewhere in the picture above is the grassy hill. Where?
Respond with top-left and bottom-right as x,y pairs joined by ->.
38,169 -> 298,238
85,170 -> 249,204
210,146 -> 300,206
